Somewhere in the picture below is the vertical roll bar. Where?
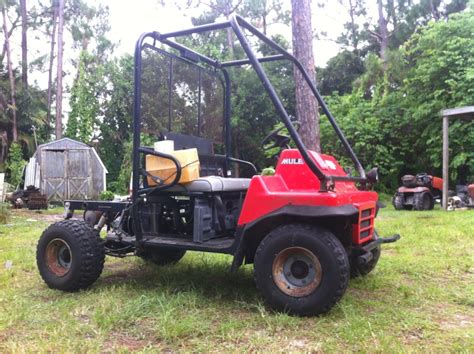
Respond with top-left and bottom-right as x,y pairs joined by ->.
229,16 -> 328,189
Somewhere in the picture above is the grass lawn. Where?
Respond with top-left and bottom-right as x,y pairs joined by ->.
0,204 -> 473,352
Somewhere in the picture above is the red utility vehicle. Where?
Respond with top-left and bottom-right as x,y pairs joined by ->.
36,16 -> 399,316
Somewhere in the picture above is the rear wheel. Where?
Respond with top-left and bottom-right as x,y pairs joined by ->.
254,224 -> 349,316
36,220 -> 105,291
413,191 -> 434,210
140,248 -> 186,266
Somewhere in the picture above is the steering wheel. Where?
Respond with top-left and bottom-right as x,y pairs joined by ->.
261,120 -> 301,159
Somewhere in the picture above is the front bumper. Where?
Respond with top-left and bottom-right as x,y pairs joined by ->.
354,229 -> 400,265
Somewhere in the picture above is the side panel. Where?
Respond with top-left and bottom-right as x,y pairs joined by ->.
238,149 -> 377,226
432,177 -> 443,191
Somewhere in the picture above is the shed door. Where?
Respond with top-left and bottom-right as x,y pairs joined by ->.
42,150 -> 67,202
67,149 -> 91,200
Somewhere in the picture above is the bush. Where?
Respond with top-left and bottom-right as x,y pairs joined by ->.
6,143 -> 27,189
99,190 -> 115,201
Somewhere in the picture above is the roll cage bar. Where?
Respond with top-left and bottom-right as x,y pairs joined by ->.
132,14 -> 367,200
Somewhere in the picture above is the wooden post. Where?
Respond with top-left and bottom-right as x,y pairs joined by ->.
442,115 -> 449,209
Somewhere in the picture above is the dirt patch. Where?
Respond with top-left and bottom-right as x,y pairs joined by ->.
0,328 -> 18,343
11,209 -> 63,222
403,327 -> 425,344
438,313 -> 473,331
103,332 -> 153,352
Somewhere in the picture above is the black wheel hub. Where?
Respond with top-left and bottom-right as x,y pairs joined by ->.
290,259 -> 310,279
57,245 -> 71,268
46,238 -> 72,277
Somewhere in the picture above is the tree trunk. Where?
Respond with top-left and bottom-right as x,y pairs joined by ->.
429,0 -> 440,21
224,2 -> 234,58
46,3 -> 58,130
55,0 -> 65,140
2,6 -> 18,142
291,0 -> 320,152
0,12 -> 20,66
348,0 -> 358,52
20,0 -> 28,90
377,0 -> 389,70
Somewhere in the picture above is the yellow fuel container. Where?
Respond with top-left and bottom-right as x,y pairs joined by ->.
145,148 -> 200,186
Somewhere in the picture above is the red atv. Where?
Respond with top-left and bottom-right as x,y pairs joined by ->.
35,16 -> 399,316
393,173 -> 443,210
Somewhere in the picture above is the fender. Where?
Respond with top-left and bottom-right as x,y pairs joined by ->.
397,186 -> 430,193
230,204 -> 359,271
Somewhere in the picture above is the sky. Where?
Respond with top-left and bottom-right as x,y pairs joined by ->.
97,0 -> 358,67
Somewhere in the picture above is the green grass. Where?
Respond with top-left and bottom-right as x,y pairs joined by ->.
0,205 -> 473,351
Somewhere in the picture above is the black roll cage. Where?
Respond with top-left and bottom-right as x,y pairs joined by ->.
132,14 -> 367,202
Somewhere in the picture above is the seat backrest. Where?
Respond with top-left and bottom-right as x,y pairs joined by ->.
162,132 -> 213,155
161,132 -> 226,177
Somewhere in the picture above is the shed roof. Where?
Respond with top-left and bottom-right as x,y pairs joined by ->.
35,137 -> 108,174
37,138 -> 90,150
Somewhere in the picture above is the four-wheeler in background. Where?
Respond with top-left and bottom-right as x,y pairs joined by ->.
448,183 -> 474,209
392,173 -> 443,211
35,15 -> 399,316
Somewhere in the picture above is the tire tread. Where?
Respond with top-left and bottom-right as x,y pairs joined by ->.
254,223 -> 349,316
37,219 -> 105,291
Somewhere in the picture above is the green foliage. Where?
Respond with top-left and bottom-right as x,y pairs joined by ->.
261,167 -> 275,176
65,50 -> 104,143
6,143 -> 26,188
322,9 -> 474,189
97,55 -> 133,187
99,190 -> 114,201
108,139 -> 132,195
402,10 -> 474,177
318,50 -> 365,95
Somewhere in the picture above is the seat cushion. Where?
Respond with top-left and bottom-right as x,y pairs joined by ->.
167,176 -> 251,192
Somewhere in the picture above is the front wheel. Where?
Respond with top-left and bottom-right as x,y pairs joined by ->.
350,245 -> 381,277
254,224 -> 349,316
36,220 -> 105,291
413,191 -> 434,210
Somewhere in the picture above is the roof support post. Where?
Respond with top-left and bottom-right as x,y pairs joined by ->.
442,115 -> 449,209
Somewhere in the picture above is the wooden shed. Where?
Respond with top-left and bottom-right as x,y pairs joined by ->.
24,138 -> 108,202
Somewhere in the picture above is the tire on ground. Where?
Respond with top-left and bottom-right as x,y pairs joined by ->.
253,224 -> 349,316
36,219 -> 105,291
350,245 -> 381,278
413,191 -> 434,210
140,248 -> 186,266
392,193 -> 405,210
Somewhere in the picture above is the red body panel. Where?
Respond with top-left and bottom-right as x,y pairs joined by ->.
468,184 -> 474,199
238,149 -> 378,244
431,177 -> 443,191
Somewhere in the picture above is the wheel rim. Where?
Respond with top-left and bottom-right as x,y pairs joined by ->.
45,238 -> 72,277
272,247 -> 322,297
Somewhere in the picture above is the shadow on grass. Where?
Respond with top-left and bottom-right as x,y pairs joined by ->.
97,255 -> 259,307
